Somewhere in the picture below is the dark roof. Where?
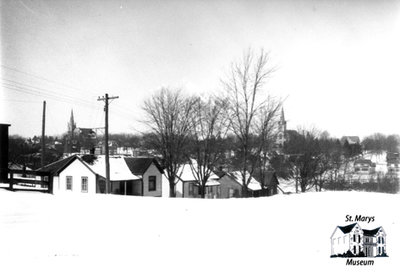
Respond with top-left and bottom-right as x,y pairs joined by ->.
124,157 -> 163,175
363,227 -> 381,236
214,170 -> 227,179
354,159 -> 373,165
338,223 -> 357,234
341,136 -> 360,144
37,155 -> 78,175
263,171 -> 279,186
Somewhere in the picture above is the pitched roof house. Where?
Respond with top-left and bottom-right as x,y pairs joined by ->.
124,157 -> 164,197
331,223 -> 387,257
341,136 -> 361,145
261,171 -> 280,196
175,162 -> 221,198
41,155 -> 142,194
218,171 -> 263,198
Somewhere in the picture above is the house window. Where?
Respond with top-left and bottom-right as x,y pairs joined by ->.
353,246 -> 356,254
378,237 -> 381,244
382,237 -> 384,244
148,176 -> 156,191
378,247 -> 381,255
81,177 -> 88,193
353,235 -> 356,242
229,188 -> 234,198
66,176 -> 73,190
358,235 -> 361,243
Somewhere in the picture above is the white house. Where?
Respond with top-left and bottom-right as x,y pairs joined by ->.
40,155 -> 140,195
124,157 -> 164,197
362,226 -> 387,257
218,171 -> 263,198
331,223 -> 387,257
175,162 -> 221,198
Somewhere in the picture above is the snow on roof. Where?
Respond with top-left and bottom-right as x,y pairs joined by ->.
177,161 -> 220,186
228,171 -> 261,191
86,155 -> 140,181
276,178 -> 318,194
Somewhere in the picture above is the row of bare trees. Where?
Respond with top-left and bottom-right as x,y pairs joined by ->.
143,49 -> 283,197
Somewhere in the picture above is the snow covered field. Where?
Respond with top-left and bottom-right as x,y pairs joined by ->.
0,189 -> 398,274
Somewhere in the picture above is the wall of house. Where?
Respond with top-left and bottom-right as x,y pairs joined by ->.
349,228 -> 364,255
376,230 -> 387,256
182,181 -> 198,198
132,180 -> 142,195
331,232 -> 351,256
219,176 -> 242,198
56,160 -> 96,194
142,163 -> 162,197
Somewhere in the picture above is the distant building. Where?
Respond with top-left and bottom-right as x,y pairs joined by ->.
341,136 -> 361,146
175,162 -> 221,199
218,171 -> 263,198
276,108 -> 287,149
354,159 -> 376,173
386,152 -> 400,173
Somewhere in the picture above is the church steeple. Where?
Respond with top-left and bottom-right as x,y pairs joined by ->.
68,109 -> 76,137
276,107 -> 287,149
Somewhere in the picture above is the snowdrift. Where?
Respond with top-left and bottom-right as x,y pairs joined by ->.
0,189 -> 398,274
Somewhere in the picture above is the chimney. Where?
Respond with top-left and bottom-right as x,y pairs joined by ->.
0,124 -> 11,182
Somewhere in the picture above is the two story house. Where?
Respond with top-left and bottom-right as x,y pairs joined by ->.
331,223 -> 387,257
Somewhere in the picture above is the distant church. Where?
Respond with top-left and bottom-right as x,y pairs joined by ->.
64,110 -> 97,154
276,108 -> 287,149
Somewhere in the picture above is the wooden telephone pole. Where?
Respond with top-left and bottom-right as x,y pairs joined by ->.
98,93 -> 119,194
41,101 -> 46,168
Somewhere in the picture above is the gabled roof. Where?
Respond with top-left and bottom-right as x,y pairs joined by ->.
176,162 -> 220,186
354,159 -> 373,166
38,155 -> 79,175
263,171 -> 279,187
363,227 -> 382,237
341,136 -> 360,145
84,155 -> 139,181
338,223 -> 357,234
222,171 -> 262,191
124,157 -> 163,175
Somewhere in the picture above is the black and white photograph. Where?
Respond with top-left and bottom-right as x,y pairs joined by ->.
1,0 -> 399,273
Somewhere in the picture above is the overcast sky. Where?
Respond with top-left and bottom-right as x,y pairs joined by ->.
1,0 -> 400,138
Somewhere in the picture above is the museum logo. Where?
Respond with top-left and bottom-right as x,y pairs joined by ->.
330,219 -> 388,265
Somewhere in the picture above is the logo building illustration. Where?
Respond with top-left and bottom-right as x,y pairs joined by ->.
330,223 -> 387,257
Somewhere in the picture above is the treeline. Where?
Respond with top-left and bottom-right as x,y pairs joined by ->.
362,133 -> 400,153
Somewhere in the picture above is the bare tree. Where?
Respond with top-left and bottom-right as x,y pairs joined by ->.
255,98 -> 282,189
187,96 -> 230,198
284,128 -> 323,193
223,48 -> 279,196
142,88 -> 197,197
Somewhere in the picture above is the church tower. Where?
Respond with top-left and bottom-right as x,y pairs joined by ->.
276,107 -> 287,148
68,109 -> 77,138
65,109 -> 77,154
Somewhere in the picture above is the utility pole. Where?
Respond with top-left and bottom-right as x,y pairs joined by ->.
41,101 -> 46,168
98,93 -> 119,194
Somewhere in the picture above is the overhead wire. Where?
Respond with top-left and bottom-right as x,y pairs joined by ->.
2,65 -> 141,131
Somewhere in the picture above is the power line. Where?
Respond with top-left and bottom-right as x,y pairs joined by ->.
1,64 -> 100,97
1,78 -> 96,105
2,82 -> 97,110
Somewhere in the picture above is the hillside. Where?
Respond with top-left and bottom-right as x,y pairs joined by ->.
0,189 -> 398,274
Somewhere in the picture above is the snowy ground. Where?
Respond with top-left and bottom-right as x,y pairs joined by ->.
0,189 -> 398,274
